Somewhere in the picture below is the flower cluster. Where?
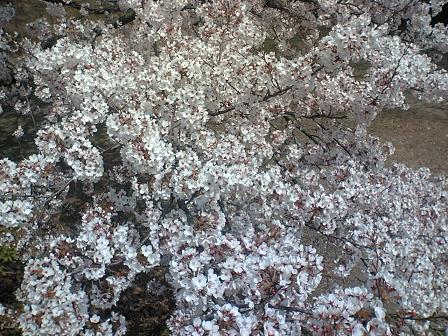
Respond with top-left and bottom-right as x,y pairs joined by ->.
17,257 -> 89,336
1,0 -> 447,335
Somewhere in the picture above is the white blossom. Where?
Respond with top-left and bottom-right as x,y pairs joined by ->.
1,0 -> 448,335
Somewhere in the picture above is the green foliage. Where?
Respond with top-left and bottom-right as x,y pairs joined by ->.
160,328 -> 171,336
0,245 -> 19,274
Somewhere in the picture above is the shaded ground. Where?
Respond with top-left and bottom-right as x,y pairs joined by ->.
118,268 -> 174,336
0,259 -> 23,336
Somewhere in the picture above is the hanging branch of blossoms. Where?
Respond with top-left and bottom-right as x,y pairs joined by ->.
0,0 -> 447,335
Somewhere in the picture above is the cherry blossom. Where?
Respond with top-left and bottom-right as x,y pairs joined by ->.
1,0 -> 447,335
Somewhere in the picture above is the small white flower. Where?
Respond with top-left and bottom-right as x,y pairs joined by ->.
192,274 -> 207,290
374,306 -> 385,321
13,125 -> 24,138
90,314 -> 100,323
